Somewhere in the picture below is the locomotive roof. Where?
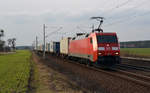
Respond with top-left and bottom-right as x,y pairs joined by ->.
95,32 -> 117,35
72,33 -> 89,40
72,32 -> 117,40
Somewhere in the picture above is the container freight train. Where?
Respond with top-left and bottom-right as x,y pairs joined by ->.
36,31 -> 121,67
35,17 -> 121,67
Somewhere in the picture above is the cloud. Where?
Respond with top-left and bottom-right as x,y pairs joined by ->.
0,0 -> 150,45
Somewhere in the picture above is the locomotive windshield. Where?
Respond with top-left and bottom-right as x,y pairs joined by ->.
97,35 -> 118,43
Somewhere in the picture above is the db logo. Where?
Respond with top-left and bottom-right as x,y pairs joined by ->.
106,47 -> 111,50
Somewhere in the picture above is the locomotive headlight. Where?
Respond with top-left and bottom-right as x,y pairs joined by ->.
98,47 -> 105,50
115,52 -> 119,55
112,47 -> 119,50
98,52 -> 102,55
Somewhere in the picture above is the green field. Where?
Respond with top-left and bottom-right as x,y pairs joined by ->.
0,50 -> 31,93
121,48 -> 150,58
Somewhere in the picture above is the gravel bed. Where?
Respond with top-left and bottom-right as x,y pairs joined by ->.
120,58 -> 150,76
121,58 -> 150,67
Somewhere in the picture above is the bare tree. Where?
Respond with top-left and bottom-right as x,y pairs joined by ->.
7,38 -> 16,51
7,39 -> 12,47
12,38 -> 16,50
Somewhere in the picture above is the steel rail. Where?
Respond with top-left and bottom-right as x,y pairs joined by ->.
37,52 -> 150,88
116,64 -> 150,72
66,60 -> 150,88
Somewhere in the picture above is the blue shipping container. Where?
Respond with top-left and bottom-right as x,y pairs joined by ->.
48,43 -> 50,51
53,42 -> 60,54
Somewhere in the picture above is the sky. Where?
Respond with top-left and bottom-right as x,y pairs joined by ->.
0,0 -> 150,46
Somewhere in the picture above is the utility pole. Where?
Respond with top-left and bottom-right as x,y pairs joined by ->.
43,24 -> 46,59
36,36 -> 38,50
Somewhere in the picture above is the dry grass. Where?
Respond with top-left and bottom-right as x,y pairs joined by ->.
31,53 -> 83,93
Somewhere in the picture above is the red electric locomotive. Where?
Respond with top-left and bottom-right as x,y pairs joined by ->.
69,17 -> 121,66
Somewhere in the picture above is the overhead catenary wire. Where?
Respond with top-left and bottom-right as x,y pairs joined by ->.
50,0 -> 144,36
76,0 -> 148,32
37,25 -> 63,45
104,10 -> 150,27
76,26 -> 89,33
75,0 -> 137,33
102,0 -> 135,17
58,25 -> 90,37
102,0 -> 149,27
64,0 -> 149,36
35,0 -> 150,44
107,0 -> 148,19
45,27 -> 63,38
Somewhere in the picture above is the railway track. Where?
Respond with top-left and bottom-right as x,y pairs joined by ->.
65,60 -> 150,88
37,53 -> 150,88
112,69 -> 150,87
35,53 -> 150,93
116,64 -> 150,72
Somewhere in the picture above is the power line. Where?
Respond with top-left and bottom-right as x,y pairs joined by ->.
45,27 -> 63,38
103,0 -> 135,17
76,26 -> 88,32
58,25 -> 89,37
43,24 -> 46,59
103,0 -> 149,26
104,11 -> 150,27
106,0 -> 148,20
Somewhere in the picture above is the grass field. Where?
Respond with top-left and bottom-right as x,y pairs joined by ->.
121,48 -> 150,58
0,50 -> 31,93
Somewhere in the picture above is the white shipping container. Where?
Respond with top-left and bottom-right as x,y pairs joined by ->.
38,46 -> 40,51
46,43 -> 50,52
60,37 -> 70,54
39,45 -> 42,51
50,42 -> 54,52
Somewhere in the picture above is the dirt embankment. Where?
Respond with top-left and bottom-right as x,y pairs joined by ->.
30,53 -> 85,93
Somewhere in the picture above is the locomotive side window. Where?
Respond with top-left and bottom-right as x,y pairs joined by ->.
90,38 -> 93,44
97,35 -> 118,43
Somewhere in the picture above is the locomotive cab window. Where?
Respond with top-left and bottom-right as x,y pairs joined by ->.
90,38 -> 93,44
97,35 -> 118,43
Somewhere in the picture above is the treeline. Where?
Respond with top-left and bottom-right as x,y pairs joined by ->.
0,29 -> 16,52
16,46 -> 32,50
120,40 -> 150,48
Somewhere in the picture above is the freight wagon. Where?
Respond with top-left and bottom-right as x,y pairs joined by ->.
36,17 -> 121,67
53,42 -> 60,54
60,37 -> 70,55
46,43 -> 50,52
50,42 -> 54,53
49,41 -> 60,54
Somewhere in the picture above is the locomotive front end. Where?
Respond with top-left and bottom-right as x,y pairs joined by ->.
96,33 -> 121,66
